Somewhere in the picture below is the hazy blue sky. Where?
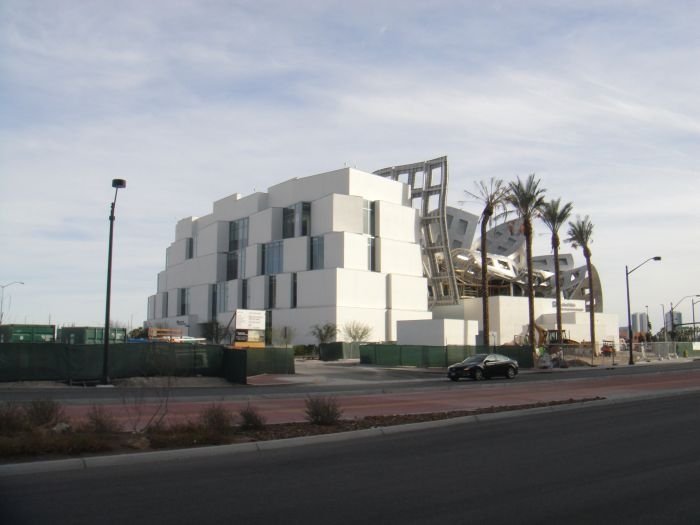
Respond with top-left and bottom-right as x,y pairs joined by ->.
1,0 -> 698,332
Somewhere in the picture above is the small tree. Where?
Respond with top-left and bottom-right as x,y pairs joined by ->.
342,321 -> 371,342
310,323 -> 338,345
271,326 -> 296,348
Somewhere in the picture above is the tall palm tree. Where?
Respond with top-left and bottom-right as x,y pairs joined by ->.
566,215 -> 596,357
464,179 -> 509,347
538,198 -> 574,342
506,174 -> 547,355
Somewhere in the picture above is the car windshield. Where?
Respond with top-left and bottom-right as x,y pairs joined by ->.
462,354 -> 488,364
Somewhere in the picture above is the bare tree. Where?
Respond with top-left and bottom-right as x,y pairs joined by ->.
342,321 -> 372,342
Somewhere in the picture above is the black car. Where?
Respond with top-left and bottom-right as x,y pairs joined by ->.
447,353 -> 519,381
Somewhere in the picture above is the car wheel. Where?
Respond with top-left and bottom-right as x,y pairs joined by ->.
450,376 -> 459,382
505,367 -> 516,379
473,368 -> 484,381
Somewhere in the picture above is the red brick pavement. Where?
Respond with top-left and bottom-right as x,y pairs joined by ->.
61,368 -> 700,429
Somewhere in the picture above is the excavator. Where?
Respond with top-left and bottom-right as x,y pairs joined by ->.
534,324 -> 579,368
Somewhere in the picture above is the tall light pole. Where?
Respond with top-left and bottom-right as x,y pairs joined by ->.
692,298 -> 699,342
669,294 -> 700,343
103,179 -> 127,385
625,256 -> 661,365
0,281 -> 24,325
660,304 -> 667,342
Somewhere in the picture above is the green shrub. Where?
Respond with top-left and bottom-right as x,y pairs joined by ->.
0,402 -> 29,434
238,405 -> 266,430
24,399 -> 67,428
304,396 -> 343,426
200,404 -> 232,435
84,405 -> 121,434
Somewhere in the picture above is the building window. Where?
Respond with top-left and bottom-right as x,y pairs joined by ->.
162,292 -> 168,318
186,237 -> 194,259
262,241 -> 283,275
367,237 -> 376,272
227,250 -> 245,280
291,273 -> 297,308
310,236 -> 324,270
216,282 -> 228,313
283,202 -> 311,238
178,288 -> 189,316
362,200 -> 376,236
229,218 -> 249,252
267,275 -> 277,309
283,207 -> 295,239
240,279 -> 248,309
210,284 -> 217,320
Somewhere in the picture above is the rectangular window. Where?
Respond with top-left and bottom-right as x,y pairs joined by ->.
186,237 -> 194,259
216,282 -> 228,313
291,273 -> 297,308
282,202 -> 311,238
240,279 -> 248,309
310,236 -> 324,270
227,250 -> 245,281
162,292 -> 169,318
210,284 -> 217,320
300,202 -> 311,236
283,207 -> 295,239
229,218 -> 249,252
367,237 -> 376,271
262,241 -> 283,275
178,288 -> 189,316
267,275 -> 277,309
362,200 -> 376,236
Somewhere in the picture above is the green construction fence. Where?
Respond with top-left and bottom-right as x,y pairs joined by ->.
0,343 -> 295,384
360,344 -> 534,369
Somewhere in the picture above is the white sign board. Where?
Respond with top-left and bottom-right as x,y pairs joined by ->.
235,309 -> 266,330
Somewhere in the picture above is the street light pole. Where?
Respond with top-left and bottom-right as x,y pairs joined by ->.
660,304 -> 667,342
669,294 -> 700,343
692,298 -> 699,342
102,179 -> 127,385
0,281 -> 25,325
625,256 -> 661,365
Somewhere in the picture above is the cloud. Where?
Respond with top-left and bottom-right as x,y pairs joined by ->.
0,0 -> 698,328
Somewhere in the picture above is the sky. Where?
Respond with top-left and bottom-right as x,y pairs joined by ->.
1,0 -> 698,333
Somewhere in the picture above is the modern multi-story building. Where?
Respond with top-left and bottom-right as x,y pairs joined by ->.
147,156 -> 617,349
631,312 -> 649,335
146,168 -> 431,344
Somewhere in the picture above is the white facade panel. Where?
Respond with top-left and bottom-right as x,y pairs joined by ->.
347,169 -> 409,205
387,310 -> 434,342
282,237 -> 309,273
189,284 -> 211,323
157,271 -> 167,293
275,273 -> 293,309
377,239 -> 423,276
244,245 -> 259,279
167,238 -> 189,267
247,276 -> 266,310
213,192 -> 267,221
397,319 -> 465,346
336,269 -> 386,309
196,221 -> 222,257
331,194 -> 364,235
297,270 -> 337,308
268,169 -> 351,208
249,208 -> 280,245
175,217 -> 194,241
376,201 -> 418,243
387,274 -> 429,311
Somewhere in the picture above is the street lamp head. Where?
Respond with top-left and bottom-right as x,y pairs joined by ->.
112,179 -> 127,189
652,256 -> 661,261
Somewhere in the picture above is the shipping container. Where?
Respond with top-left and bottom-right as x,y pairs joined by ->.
0,324 -> 56,343
58,326 -> 127,345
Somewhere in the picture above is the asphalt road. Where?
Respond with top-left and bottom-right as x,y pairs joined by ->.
2,393 -> 699,524
2,359 -> 699,403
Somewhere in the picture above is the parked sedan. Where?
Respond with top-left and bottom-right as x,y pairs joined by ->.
447,353 -> 519,381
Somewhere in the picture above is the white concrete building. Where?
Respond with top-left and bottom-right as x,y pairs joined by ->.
147,168 -> 431,345
432,296 -> 620,350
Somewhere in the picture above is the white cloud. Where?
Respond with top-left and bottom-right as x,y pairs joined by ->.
1,0 -> 698,330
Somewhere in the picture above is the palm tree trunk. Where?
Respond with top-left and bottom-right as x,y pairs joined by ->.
525,219 -> 536,356
480,219 -> 490,348
553,235 -> 562,340
584,248 -> 596,357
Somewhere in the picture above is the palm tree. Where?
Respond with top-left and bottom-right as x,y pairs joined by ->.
464,179 -> 509,347
506,174 -> 547,355
566,216 -> 596,357
538,198 -> 574,343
